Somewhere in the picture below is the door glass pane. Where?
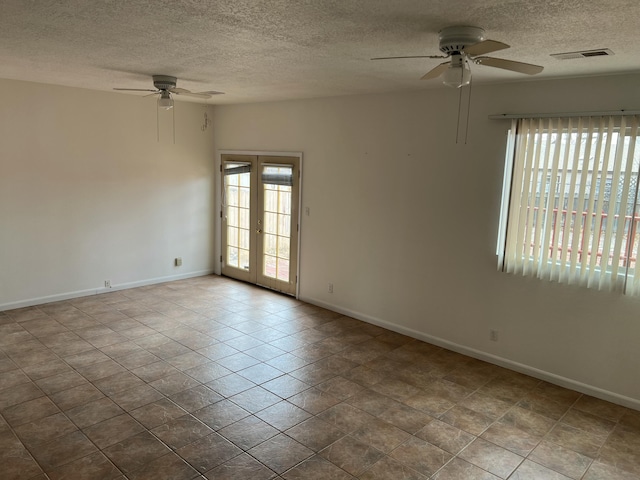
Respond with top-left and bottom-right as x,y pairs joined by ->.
224,162 -> 251,270
264,255 -> 277,278
264,233 -> 277,256
262,165 -> 293,282
264,212 -> 278,234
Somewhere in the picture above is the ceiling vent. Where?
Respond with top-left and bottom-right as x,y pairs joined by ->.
551,48 -> 614,60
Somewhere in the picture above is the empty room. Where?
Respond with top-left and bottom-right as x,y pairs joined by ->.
1,1 -> 640,479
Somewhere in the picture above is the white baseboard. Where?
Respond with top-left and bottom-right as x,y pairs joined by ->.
0,270 -> 215,312
301,295 -> 640,411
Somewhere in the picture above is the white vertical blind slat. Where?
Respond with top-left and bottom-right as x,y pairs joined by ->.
505,120 -> 529,274
521,120 -> 539,276
513,119 -> 535,275
623,117 -> 640,294
599,116 -> 627,290
532,118 -> 553,275
571,118 -> 595,285
580,117 -> 607,286
539,118 -> 562,278
588,116 -> 615,288
549,118 -> 572,282
610,117 -> 635,288
560,118 -> 585,285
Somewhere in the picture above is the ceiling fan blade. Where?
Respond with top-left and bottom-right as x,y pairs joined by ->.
144,92 -> 161,97
421,61 -> 451,80
371,55 -> 448,60
464,39 -> 509,56
173,91 -> 214,99
168,87 -> 192,94
113,88 -> 158,92
169,87 -> 224,98
475,56 -> 544,75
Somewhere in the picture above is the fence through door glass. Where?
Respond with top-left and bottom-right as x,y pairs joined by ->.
224,162 -> 251,271
262,164 -> 293,282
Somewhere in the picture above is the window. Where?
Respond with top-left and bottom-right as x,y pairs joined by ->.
498,115 -> 640,295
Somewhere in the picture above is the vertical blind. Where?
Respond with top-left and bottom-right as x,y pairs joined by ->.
501,115 -> 640,295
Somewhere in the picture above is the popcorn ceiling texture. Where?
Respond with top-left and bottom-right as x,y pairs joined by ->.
1,0 -> 639,104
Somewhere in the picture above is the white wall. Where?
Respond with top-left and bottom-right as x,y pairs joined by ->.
0,79 -> 216,308
213,73 -> 640,407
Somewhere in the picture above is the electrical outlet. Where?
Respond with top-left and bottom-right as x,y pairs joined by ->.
328,282 -> 334,293
175,257 -> 182,267
305,207 -> 310,216
104,280 -> 111,288
490,329 -> 499,342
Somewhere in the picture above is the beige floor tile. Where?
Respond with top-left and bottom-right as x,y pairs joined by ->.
285,416 -> 346,452
255,400 -> 311,430
583,459 -> 640,480
130,398 -> 188,429
529,440 -> 592,479
218,415 -> 279,450
283,454 -> 355,479
66,396 -> 124,428
82,413 -> 146,449
389,436 -> 452,477
432,458 -> 500,480
151,414 -> 214,450
480,420 -> 542,456
377,402 -> 434,434
416,419 -> 475,455
1,396 -> 60,427
458,438 -> 524,478
103,431 -> 171,474
203,452 -> 276,480
127,452 -> 199,480
350,416 -> 412,453
319,435 -> 384,475
193,399 -> 250,430
359,456 -> 429,480
169,385 -> 223,412
176,432 -> 241,473
440,405 -> 494,436
248,434 -> 313,474
47,451 -> 123,480
30,430 -> 98,472
509,459 -> 573,479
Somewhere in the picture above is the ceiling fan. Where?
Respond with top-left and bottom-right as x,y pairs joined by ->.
114,75 -> 223,109
372,26 -> 544,88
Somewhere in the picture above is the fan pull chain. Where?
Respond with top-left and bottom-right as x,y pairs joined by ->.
455,81 -> 463,144
464,76 -> 473,144
455,76 -> 473,144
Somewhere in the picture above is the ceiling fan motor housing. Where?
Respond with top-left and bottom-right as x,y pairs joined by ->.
152,75 -> 177,91
438,26 -> 485,54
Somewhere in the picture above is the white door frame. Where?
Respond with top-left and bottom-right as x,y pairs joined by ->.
215,149 -> 303,298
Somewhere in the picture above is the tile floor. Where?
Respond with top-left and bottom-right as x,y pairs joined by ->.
0,275 -> 639,480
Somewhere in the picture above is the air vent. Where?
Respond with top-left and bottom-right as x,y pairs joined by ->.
551,48 -> 614,60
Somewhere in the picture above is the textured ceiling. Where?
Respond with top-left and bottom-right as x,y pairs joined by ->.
2,0 -> 640,104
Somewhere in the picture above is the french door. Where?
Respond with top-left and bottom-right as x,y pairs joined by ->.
221,154 -> 300,295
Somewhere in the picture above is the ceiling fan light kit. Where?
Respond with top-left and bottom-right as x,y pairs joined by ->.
442,54 -> 471,88
158,90 -> 174,110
